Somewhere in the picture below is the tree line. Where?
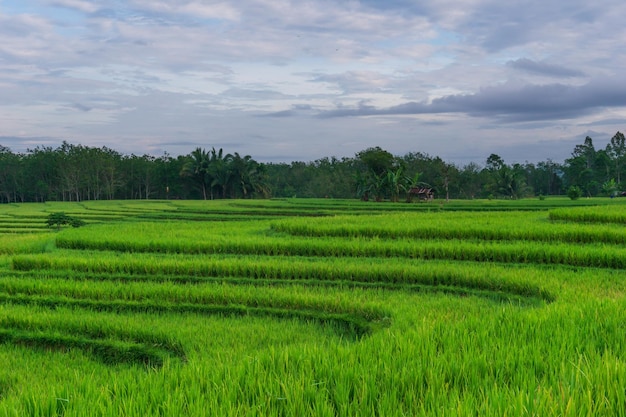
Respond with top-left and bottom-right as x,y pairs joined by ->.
0,132 -> 624,203
0,142 -> 268,202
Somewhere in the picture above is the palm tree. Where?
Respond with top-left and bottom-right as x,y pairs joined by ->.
229,152 -> 269,198
181,147 -> 269,199
180,148 -> 210,199
208,149 -> 232,199
207,147 -> 229,200
227,152 -> 247,198
251,163 -> 271,198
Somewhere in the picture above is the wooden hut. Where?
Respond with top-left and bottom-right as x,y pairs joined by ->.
408,187 -> 434,201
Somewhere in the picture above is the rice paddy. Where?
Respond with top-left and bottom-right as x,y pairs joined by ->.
1,198 -> 626,416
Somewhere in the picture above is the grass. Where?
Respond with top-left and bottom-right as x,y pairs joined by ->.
0,198 -> 625,415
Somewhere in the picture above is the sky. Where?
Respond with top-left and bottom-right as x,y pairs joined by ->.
1,0 -> 625,166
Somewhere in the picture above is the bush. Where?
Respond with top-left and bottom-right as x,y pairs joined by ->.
567,186 -> 582,200
46,212 -> 85,230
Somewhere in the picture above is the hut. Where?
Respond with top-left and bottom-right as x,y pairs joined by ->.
408,187 -> 434,201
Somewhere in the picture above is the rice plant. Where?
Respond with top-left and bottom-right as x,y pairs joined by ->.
0,198 -> 626,415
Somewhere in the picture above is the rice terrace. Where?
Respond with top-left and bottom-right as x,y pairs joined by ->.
2,197 -> 626,416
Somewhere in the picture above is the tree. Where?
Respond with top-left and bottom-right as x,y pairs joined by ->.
46,212 -> 85,230
83,146 -> 124,200
432,157 -> 457,202
57,141 -> 86,201
606,131 -> 626,184
386,167 -> 406,203
571,136 -> 596,170
354,171 -> 372,201
404,172 -> 428,203
302,157 -> 354,198
485,154 -> 505,172
356,147 -> 395,177
481,155 -> 528,199
250,163 -> 271,198
567,185 -> 582,200
531,159 -> 563,196
0,146 -> 20,203
121,154 -> 155,199
180,148 -> 211,200
507,164 -> 530,199
10,136 -> 626,202
458,162 -> 483,199
602,179 -> 618,197
208,148 -> 232,199
367,173 -> 383,202
355,147 -> 399,201
23,145 -> 61,202
565,136 -> 601,197
229,152 -> 264,198
152,153 -> 184,199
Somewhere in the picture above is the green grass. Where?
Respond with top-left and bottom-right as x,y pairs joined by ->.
0,198 -> 626,415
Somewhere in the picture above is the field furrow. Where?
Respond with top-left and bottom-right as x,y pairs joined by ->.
0,199 -> 625,416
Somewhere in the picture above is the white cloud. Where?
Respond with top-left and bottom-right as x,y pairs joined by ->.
48,0 -> 101,14
128,0 -> 241,21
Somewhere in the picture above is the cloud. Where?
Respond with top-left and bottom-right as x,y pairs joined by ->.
71,103 -> 93,112
454,0 -> 623,52
310,71 -> 395,94
260,104 -> 314,117
219,88 -> 291,100
1,0 -> 626,164
48,0 -> 101,14
318,77 -> 626,123
507,58 -> 586,78
579,118 -> 626,127
127,0 -> 241,22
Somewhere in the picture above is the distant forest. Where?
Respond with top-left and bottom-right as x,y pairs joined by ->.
0,132 -> 624,203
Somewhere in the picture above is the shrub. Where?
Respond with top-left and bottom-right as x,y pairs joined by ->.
46,212 -> 85,230
567,186 -> 582,200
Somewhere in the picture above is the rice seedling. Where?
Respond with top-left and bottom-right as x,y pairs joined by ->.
549,204 -> 626,224
0,198 -> 626,415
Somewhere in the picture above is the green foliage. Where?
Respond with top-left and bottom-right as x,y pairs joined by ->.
4,131 -> 626,201
549,204 -> 626,224
567,185 -> 582,200
46,212 -> 85,230
180,147 -> 269,200
356,146 -> 395,177
0,325 -> 178,366
602,178 -> 618,197
3,200 -> 626,415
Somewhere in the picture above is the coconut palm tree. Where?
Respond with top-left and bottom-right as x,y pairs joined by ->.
228,152 -> 269,198
207,147 -> 230,199
180,147 -> 210,199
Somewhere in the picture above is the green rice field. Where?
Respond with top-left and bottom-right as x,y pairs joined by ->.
1,198 -> 626,416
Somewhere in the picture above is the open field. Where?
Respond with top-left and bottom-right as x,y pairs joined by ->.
1,198 -> 626,416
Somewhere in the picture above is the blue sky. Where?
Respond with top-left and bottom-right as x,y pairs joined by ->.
1,0 -> 625,165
